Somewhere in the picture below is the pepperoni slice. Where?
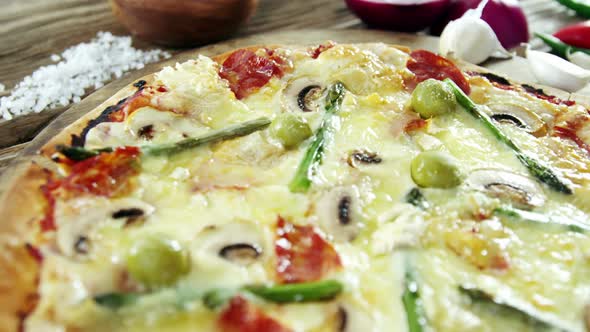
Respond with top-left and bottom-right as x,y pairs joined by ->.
406,50 -> 471,94
40,147 -> 141,231
219,49 -> 285,100
275,216 -> 342,284
218,296 -> 293,332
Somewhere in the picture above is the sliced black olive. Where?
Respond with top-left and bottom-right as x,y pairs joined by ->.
347,150 -> 382,167
297,85 -> 322,112
218,243 -> 262,266
74,236 -> 90,254
112,208 -> 144,219
338,196 -> 352,225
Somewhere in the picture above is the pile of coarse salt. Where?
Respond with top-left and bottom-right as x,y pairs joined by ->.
0,32 -> 171,120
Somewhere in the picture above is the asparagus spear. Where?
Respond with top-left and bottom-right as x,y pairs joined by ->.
143,117 -> 271,156
444,79 -> 572,195
402,261 -> 428,332
94,292 -> 141,309
494,206 -> 589,232
460,286 -> 570,331
96,280 -> 344,310
57,117 -> 271,161
243,279 -> 343,303
405,188 -> 430,210
289,82 -> 346,193
56,145 -> 113,161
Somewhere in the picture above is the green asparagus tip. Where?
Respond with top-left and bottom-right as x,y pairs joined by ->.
244,279 -> 343,303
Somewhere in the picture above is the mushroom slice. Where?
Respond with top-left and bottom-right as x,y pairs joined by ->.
55,197 -> 155,257
283,77 -> 323,112
485,103 -> 548,137
466,169 -> 546,209
315,187 -> 363,242
194,221 -> 264,266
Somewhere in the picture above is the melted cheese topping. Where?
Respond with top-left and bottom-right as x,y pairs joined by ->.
27,43 -> 590,332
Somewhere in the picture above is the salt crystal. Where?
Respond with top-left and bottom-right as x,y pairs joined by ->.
0,32 -> 170,120
0,83 -> 5,92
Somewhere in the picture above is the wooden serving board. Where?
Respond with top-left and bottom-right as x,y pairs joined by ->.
0,28 -> 587,196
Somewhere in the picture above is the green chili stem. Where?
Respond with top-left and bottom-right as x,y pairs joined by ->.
535,32 -> 590,58
555,0 -> 590,18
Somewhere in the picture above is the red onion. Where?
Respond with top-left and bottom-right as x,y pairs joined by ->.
345,0 -> 451,32
431,0 -> 529,49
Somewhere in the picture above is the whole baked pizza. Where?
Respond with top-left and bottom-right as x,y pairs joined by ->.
1,42 -> 590,332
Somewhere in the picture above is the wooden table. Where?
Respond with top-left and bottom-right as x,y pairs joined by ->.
0,0 -> 583,175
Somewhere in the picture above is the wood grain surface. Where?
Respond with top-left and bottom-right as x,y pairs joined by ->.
0,0 -> 585,175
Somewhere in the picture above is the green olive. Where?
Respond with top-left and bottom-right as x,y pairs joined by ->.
270,114 -> 313,149
126,235 -> 190,288
411,151 -> 462,188
411,79 -> 457,118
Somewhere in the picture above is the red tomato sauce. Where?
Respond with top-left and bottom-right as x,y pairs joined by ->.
554,121 -> 590,156
25,243 -> 43,263
404,118 -> 428,133
39,147 -> 140,232
310,42 -> 335,59
219,49 -> 285,100
521,84 -> 576,107
218,296 -> 292,332
406,50 -> 471,94
275,216 -> 342,284
107,89 -> 153,122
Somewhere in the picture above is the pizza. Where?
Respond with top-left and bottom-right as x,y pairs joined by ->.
1,42 -> 590,332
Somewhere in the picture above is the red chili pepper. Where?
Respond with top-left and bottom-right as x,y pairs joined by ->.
554,21 -> 590,49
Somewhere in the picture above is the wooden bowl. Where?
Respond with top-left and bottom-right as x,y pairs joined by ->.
109,0 -> 259,47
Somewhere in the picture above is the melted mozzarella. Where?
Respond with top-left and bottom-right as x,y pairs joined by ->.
29,43 -> 590,332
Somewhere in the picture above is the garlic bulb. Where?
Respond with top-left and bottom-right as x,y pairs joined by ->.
527,48 -> 590,93
567,50 -> 590,70
439,0 -> 510,64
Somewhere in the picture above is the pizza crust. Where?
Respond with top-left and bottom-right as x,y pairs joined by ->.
0,43 -> 587,332
0,163 -> 48,332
